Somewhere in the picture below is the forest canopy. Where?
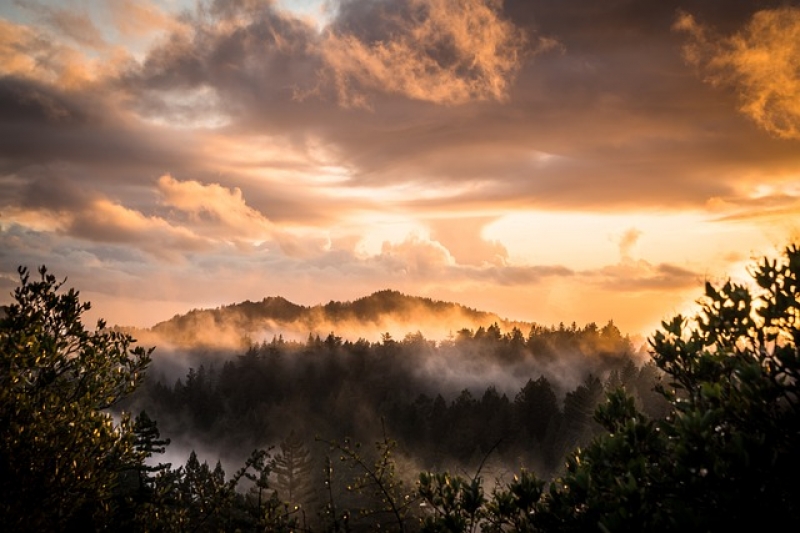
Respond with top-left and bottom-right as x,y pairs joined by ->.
1,244 -> 799,531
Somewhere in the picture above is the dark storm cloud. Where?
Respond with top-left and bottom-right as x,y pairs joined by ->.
0,76 -> 92,125
19,174 -> 90,212
0,75 -> 197,183
124,0 -> 323,121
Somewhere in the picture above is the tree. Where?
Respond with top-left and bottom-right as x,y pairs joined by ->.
557,245 -> 800,529
133,410 -> 172,489
421,243 -> 800,531
273,431 -> 316,511
514,376 -> 560,444
322,426 -> 417,532
0,267 -> 152,531
560,375 -> 604,443
178,451 -> 236,530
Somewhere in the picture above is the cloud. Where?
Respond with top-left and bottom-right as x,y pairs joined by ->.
319,0 -> 531,106
582,226 -> 699,292
378,234 -> 455,275
69,198 -> 207,256
373,233 -> 572,285
676,7 -> 800,140
158,174 -> 274,239
706,191 -> 800,225
127,0 -> 534,110
108,0 -> 179,38
129,0 -> 317,94
619,227 -> 642,259
112,0 -> 799,215
589,259 -> 700,292
0,19 -> 91,88
464,263 -> 573,286
157,174 -> 337,257
428,217 -> 508,266
14,0 -> 107,50
2,173 -> 210,262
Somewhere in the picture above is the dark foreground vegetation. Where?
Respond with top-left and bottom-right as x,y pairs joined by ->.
2,244 -> 800,531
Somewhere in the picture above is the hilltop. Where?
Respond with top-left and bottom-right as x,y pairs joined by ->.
139,289 -> 533,349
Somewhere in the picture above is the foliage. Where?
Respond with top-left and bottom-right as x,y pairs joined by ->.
273,431 -> 317,511
0,267 -> 295,532
0,267 -> 152,531
133,410 -> 172,480
132,447 -> 300,532
420,243 -> 800,532
640,244 -> 800,528
321,425 -> 418,532
418,471 -> 485,533
10,242 -> 799,532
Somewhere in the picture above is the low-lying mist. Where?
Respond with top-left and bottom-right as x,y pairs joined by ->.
110,290 -> 674,532
121,311 -> 665,491
130,290 -> 526,349
127,289 -> 650,396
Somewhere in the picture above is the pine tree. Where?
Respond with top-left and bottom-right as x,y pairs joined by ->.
273,431 -> 316,510
133,410 -> 172,485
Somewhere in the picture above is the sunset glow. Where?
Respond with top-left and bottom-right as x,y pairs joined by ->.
2,0 -> 799,338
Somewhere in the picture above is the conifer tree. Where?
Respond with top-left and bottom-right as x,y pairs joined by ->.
273,431 -> 316,510
133,410 -> 172,484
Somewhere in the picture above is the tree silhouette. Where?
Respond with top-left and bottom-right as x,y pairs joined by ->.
273,431 -> 316,511
0,267 -> 152,531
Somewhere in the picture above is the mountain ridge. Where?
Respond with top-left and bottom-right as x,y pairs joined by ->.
141,289 -> 534,349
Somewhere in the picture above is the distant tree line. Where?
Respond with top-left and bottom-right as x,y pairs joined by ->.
129,326 -> 668,482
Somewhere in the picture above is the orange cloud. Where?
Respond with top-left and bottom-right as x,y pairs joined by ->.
109,0 -> 179,38
157,174 -> 333,257
618,227 -> 642,259
372,233 -> 573,286
158,174 -> 274,240
320,0 -> 531,106
428,217 -> 508,266
379,234 -> 455,275
0,19 -> 53,79
0,18 -> 116,90
676,7 -> 800,140
69,199 -> 208,259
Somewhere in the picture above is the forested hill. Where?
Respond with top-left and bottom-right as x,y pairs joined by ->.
139,289 -> 531,349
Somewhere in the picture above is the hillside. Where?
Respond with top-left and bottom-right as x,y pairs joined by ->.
140,289 -> 533,349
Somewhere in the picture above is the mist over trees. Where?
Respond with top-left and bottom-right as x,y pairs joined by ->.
130,289 -> 533,353
2,244 -> 800,531
125,323 -> 665,482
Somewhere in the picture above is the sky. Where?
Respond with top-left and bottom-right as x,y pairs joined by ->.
1,0 -> 799,339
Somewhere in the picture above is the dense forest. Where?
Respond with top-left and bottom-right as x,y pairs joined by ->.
2,244 -> 800,531
126,324 -> 668,482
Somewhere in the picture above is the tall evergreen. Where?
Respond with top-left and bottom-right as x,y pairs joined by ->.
273,431 -> 316,511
